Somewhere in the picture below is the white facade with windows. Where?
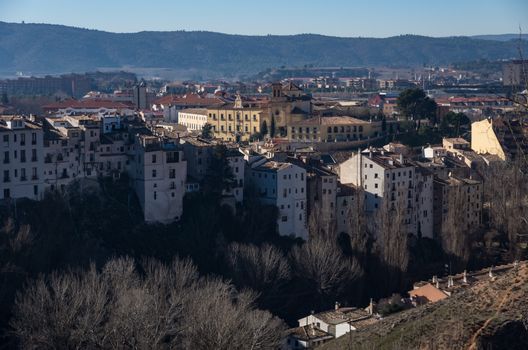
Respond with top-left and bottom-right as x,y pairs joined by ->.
178,108 -> 208,131
249,160 -> 307,239
339,150 -> 418,236
131,135 -> 187,224
0,116 -> 44,200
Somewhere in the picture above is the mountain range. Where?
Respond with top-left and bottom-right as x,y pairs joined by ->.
0,22 -> 525,79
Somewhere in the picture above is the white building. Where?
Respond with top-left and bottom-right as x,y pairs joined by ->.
131,134 -> 187,224
0,116 -> 44,200
248,159 -> 308,239
423,145 -> 447,159
297,304 -> 376,339
339,150 -> 418,236
178,108 -> 208,131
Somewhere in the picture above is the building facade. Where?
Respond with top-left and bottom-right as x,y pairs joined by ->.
0,116 -> 44,200
248,159 -> 308,239
178,108 -> 208,131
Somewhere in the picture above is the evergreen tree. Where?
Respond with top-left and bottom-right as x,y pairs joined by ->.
260,120 -> 268,136
202,145 -> 235,199
201,123 -> 213,140
397,88 -> 437,122
270,116 -> 276,137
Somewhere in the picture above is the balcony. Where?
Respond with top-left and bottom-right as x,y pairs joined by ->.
20,176 -> 27,181
3,177 -> 10,183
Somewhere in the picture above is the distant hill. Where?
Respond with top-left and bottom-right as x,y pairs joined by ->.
0,22 -> 526,79
472,34 -> 523,41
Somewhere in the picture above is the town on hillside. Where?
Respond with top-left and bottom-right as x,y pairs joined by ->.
1,59 -> 528,349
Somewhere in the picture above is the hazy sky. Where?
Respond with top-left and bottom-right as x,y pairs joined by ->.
0,0 -> 527,37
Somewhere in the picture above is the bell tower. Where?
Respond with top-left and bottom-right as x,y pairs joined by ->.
271,82 -> 283,100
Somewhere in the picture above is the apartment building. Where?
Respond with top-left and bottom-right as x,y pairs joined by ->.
413,166 -> 434,239
433,174 -> 482,239
339,150 -> 418,236
336,183 -> 357,236
0,116 -> 44,200
248,159 -> 308,239
130,134 -> 187,224
181,137 -> 244,204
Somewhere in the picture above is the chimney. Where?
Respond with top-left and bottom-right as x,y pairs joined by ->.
514,260 -> 519,268
432,275 -> 438,284
447,276 -> 454,288
463,270 -> 468,283
335,301 -> 340,310
488,266 -> 494,278
310,323 -> 316,336
436,279 -> 440,289
399,153 -> 403,164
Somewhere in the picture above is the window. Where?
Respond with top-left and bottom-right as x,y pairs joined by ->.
32,167 -> 37,180
20,134 -> 25,145
281,216 -> 288,222
3,151 -> 9,164
31,132 -> 37,145
152,169 -> 157,178
32,149 -> 37,162
33,185 -> 38,196
169,169 -> 176,179
153,191 -> 157,200
20,150 -> 26,163
152,154 -> 157,163
3,170 -> 9,182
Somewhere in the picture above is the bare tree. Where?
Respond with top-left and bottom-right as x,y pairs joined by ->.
374,195 -> 410,291
290,236 -> 362,300
225,243 -> 290,298
10,256 -> 286,350
11,264 -> 110,349
482,159 -> 528,258
441,182 -> 473,268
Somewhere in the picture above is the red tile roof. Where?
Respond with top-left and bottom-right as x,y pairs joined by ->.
152,93 -> 224,107
43,99 -> 133,111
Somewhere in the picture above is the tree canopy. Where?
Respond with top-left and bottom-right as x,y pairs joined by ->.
397,88 -> 438,121
200,123 -> 213,140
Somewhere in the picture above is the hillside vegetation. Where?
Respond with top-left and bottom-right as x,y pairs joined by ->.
320,262 -> 528,350
0,22 -> 525,77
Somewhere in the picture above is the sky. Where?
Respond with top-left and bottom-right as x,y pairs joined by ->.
0,0 -> 527,37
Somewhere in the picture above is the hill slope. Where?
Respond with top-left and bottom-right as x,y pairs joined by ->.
0,22 -> 525,78
320,262 -> 528,350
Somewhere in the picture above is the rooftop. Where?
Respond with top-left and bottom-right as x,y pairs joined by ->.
312,307 -> 372,326
254,161 -> 291,172
291,116 -> 370,126
287,325 -> 333,342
